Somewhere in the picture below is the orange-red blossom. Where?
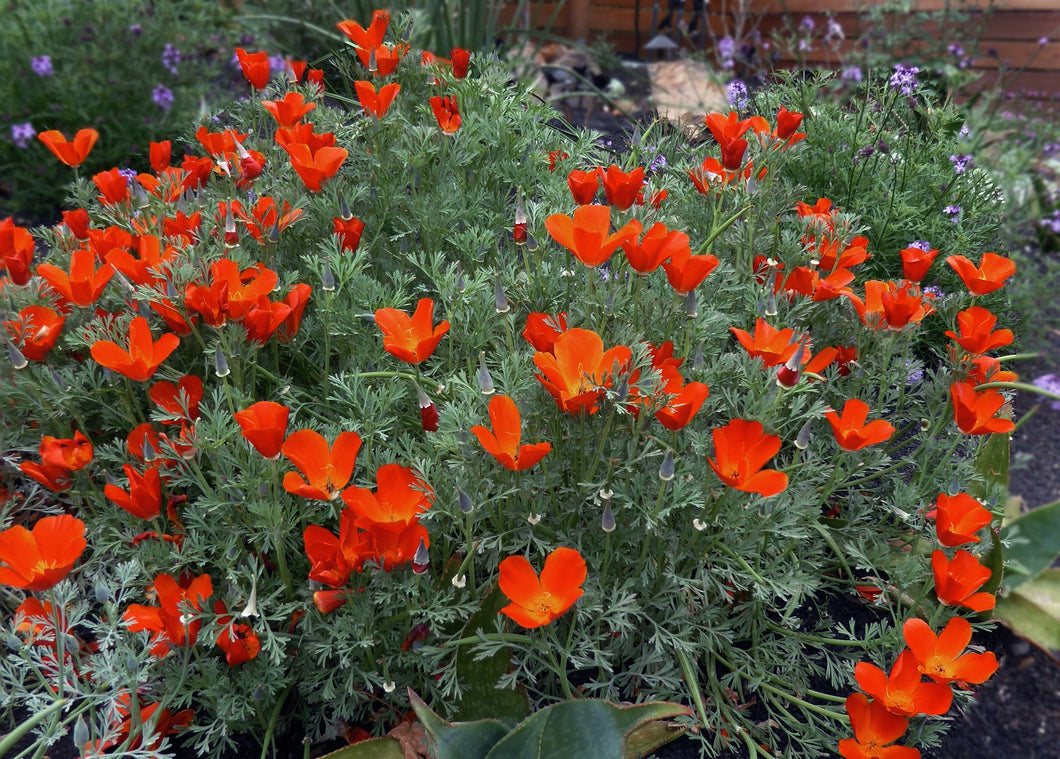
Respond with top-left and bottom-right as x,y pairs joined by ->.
946,252 -> 1016,295
839,693 -> 920,759
931,549 -> 995,611
499,546 -> 586,628
374,298 -> 450,364
89,316 -> 180,382
902,616 -> 998,685
854,649 -> 953,717
38,128 -> 99,167
545,204 -> 638,268
824,398 -> 896,451
707,419 -> 788,497
0,515 -> 86,591
123,572 -> 213,657
471,394 -> 552,471
281,429 -> 362,501
929,492 -> 993,547
533,328 -> 631,416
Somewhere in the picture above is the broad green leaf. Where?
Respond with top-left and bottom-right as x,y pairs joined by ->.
409,688 -> 510,759
979,524 -> 1005,603
623,715 -> 690,759
995,570 -> 1060,650
317,737 -> 405,759
972,427 -> 1010,498
1000,499 -> 1060,590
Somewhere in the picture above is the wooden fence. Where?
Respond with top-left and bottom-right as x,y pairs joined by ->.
511,0 -> 1060,102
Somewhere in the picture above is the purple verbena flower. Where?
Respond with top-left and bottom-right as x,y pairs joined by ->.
31,55 -> 54,77
1031,374 -> 1060,410
10,122 -> 36,149
1039,37 -> 1050,46
841,66 -> 863,83
888,64 -> 920,96
948,43 -> 964,57
162,44 -> 181,76
909,240 -> 931,252
118,168 -> 138,184
718,36 -> 735,70
152,84 -> 174,111
943,205 -> 961,221
799,15 -> 815,33
128,24 -> 143,35
825,18 -> 844,43
726,79 -> 749,109
950,154 -> 974,174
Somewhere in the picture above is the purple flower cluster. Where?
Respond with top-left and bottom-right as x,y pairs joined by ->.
152,84 -> 174,111
950,154 -> 974,174
824,18 -> 844,43
726,79 -> 749,109
943,205 -> 961,221
1031,374 -> 1060,411
31,55 -> 53,77
118,168 -> 139,184
162,44 -> 181,76
718,36 -> 735,70
841,66 -> 863,83
908,240 -> 931,252
10,122 -> 36,149
1040,210 -> 1060,234
888,64 -> 920,96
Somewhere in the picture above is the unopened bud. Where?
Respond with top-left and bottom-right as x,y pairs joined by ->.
513,197 -> 528,245
795,418 -> 813,450
659,450 -> 675,481
224,204 -> 239,247
94,580 -> 113,604
458,490 -> 473,514
684,290 -> 697,318
776,343 -> 805,388
73,716 -> 89,749
412,537 -> 430,574
7,343 -> 27,370
762,289 -> 778,317
417,384 -> 439,432
268,220 -> 280,244
321,264 -> 335,292
367,47 -> 378,73
214,347 -> 230,378
494,275 -> 509,313
338,193 -> 353,221
477,352 -> 495,394
601,500 -> 616,533
141,436 -> 156,462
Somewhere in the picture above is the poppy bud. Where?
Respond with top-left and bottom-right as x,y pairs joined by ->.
321,264 -> 335,292
412,537 -> 430,574
268,220 -> 280,244
214,347 -> 230,378
367,47 -> 378,73
659,449 -> 675,481
513,198 -> 528,245
338,194 -> 353,221
94,580 -> 113,604
776,343 -> 805,388
600,491 -> 616,533
417,384 -> 439,432
224,204 -> 239,248
458,490 -> 473,514
451,573 -> 466,588
7,342 -> 28,370
477,352 -> 495,394
684,290 -> 697,318
494,275 -> 509,314
795,418 -> 813,450
73,716 -> 89,749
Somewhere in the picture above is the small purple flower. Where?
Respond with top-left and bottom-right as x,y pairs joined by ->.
31,55 -> 54,77
152,84 -> 174,111
841,66 -> 863,83
646,147 -> 667,174
943,205 -> 961,222
118,168 -> 138,184
726,79 -> 749,109
922,285 -> 944,299
824,18 -> 844,43
10,122 -> 36,149
799,15 -> 815,33
162,44 -> 181,76
798,39 -> 812,53
718,36 -> 735,70
909,240 -> 931,252
128,24 -> 143,35
959,125 -> 970,138
950,154 -> 974,174
1039,37 -> 1050,46
888,64 -> 920,96
1032,374 -> 1060,410
268,54 -> 287,76
948,43 -> 964,58
906,362 -> 924,385
1040,210 -> 1060,234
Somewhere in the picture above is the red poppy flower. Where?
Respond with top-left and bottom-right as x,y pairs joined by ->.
930,492 -> 993,547
451,47 -> 470,78
278,282 -> 313,342
367,43 -> 408,76
522,311 -> 568,353
854,649 -> 953,717
148,375 -> 203,425
333,216 -> 366,253
704,112 -> 762,170
60,208 -> 91,240
731,318 -> 799,368
772,106 -> 805,144
282,142 -> 348,192
621,220 -> 690,274
90,316 -> 180,382
313,588 -> 354,614
105,234 -> 179,287
950,381 -> 1014,435
123,572 -> 213,657
234,401 -> 290,460
838,693 -> 919,759
596,165 -> 644,211
851,280 -> 935,331
533,328 -> 632,416
946,252 -> 1015,295
282,429 -> 362,501
825,398 -> 896,451
567,169 -> 600,204
471,395 -> 552,471
355,80 -> 401,119
374,298 -> 450,364
707,419 -> 788,497
545,204 -> 638,267
38,128 -> 99,167
499,546 -> 586,628
104,463 -> 163,520
234,48 -> 270,89
687,156 -> 756,193
4,305 -> 65,361
18,461 -> 72,492
148,140 -> 172,172
965,355 -> 1017,386
261,92 -> 316,127
661,244 -> 720,293
90,695 -> 195,754
549,150 -> 569,172
814,235 -> 870,271
303,513 -> 363,588
337,10 -> 390,65
653,370 -> 710,431
341,463 -> 433,526
0,217 -> 35,286
430,95 -> 461,135
214,602 -> 261,666
360,519 -> 429,572
0,515 -> 86,591
39,431 -> 93,471
945,306 -> 1013,356
931,549 -> 995,611
902,616 -> 998,685
231,197 -> 304,245
36,246 -> 114,307
900,246 -> 938,283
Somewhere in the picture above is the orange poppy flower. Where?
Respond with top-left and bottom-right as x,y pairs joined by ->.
4,305 -> 65,361
660,244 -> 720,293
281,429 -> 362,501
929,492 -> 993,547
360,519 -> 429,572
0,217 -> 35,285
902,616 -> 998,685
90,695 -> 195,754
105,233 -> 179,287
813,235 -> 870,272
39,431 -> 93,471
931,549 -> 995,611
278,282 -> 313,342
567,169 -> 600,205
596,165 -> 644,211
90,167 -> 131,206
451,47 -> 470,78
303,513 -> 363,588
825,398 -> 896,451
854,649 -> 953,717
707,419 -> 788,497
949,381 -> 1014,435
704,112 -> 763,170
337,10 -> 390,65
234,401 -> 290,460
214,602 -> 261,666
374,298 -> 450,364
900,246 -> 938,283
430,95 -> 461,135
60,208 -> 92,239
367,43 -> 408,76
341,463 -> 433,526
234,48 -> 270,89
653,369 -> 710,431
687,156 -> 756,193
545,204 -> 638,267
333,216 -> 366,253
621,220 -> 690,274
18,461 -> 72,492
731,318 -> 799,368
0,515 -> 86,591
274,123 -> 335,153
90,316 -> 180,382
282,142 -> 348,192
944,306 -> 1013,356
851,280 -> 935,331
105,463 -> 163,520
522,311 -> 568,353
772,106 -> 805,144
36,246 -> 114,307
313,588 -> 354,614
965,355 -> 1017,386
533,327 -> 632,416
149,375 -> 203,425
241,297 -> 292,345
838,693 -> 919,759
355,80 -> 401,119
261,92 -> 316,127
946,252 -> 1015,295
499,546 -> 586,628
148,140 -> 171,172
471,395 -> 552,471
38,128 -> 99,167
123,572 -> 213,657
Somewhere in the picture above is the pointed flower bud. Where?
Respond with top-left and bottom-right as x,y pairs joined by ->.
659,449 -> 675,481
417,383 -> 439,432
513,196 -> 528,245
494,275 -> 509,313
321,264 -> 336,292
776,343 -> 806,388
477,352 -> 495,394
412,537 -> 430,574
795,418 -> 813,450
7,342 -> 28,370
684,290 -> 697,318
458,489 -> 473,514
214,346 -> 230,378
339,193 -> 353,221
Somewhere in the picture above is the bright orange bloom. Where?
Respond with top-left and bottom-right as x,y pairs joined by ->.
471,395 -> 552,471
902,616 -> 998,685
40,431 -> 93,471
90,695 -> 195,754
812,235 -> 870,272
851,280 -> 935,331
451,47 -> 470,78
105,233 -> 179,287
303,512 -> 362,587
278,282 -> 312,342
946,252 -> 1015,295
533,327 -> 632,416
368,43 -> 408,76
652,366 -> 710,431
499,546 -> 586,628
825,398 -> 896,451
900,246 -> 938,283
704,111 -> 763,170
105,464 -> 163,520
930,492 -> 993,547
430,95 -> 461,135
545,204 -> 638,267
92,167 -> 132,206
838,693 -> 920,759
965,355 -> 1017,386
522,311 -> 568,353
341,463 -> 433,527
333,216 -> 366,252
5,305 -> 65,361
123,572 -> 213,657
274,123 -> 336,154
313,588 -> 354,614
621,219 -> 690,274
596,165 -> 644,211
229,197 -> 304,245
950,381 -> 1014,435
337,10 -> 390,65
38,128 -> 99,167
355,80 -> 401,119
0,515 -> 86,591
36,246 -> 114,307
854,650 -> 953,717
234,401 -> 290,459
234,48 -> 270,89
731,318 -> 799,368
945,306 -> 1013,356
261,92 -> 316,127
772,106 -> 805,144
60,208 -> 92,239
360,518 -> 429,571
931,548 -> 995,611
214,602 -> 261,666
241,296 -> 291,345
149,375 -> 203,424
281,429 -> 362,501
149,140 -> 172,172
19,461 -> 72,492
707,419 -> 788,497
687,156 -> 758,193
282,142 -> 348,192
90,316 -> 180,382
0,217 -> 35,285
567,169 -> 600,204
374,298 -> 450,364
660,244 -> 719,293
